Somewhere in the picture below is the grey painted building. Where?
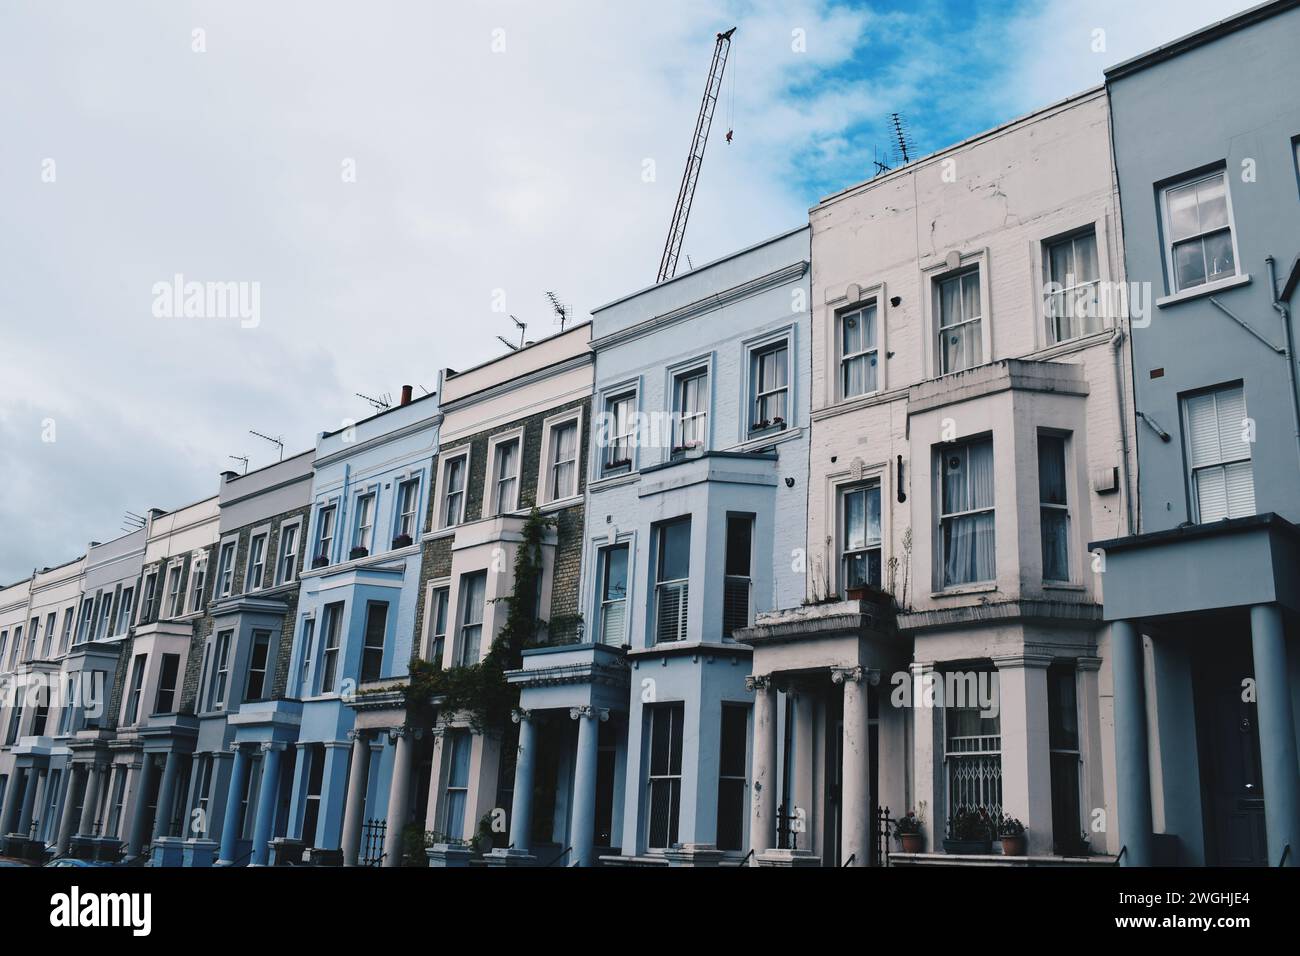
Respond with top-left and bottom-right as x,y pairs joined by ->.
1096,0 -> 1300,866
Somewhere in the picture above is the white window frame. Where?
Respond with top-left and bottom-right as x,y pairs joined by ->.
748,336 -> 792,436
456,571 -> 487,667
1041,225 -> 1104,345
186,553 -> 207,613
922,252 -> 992,379
1159,167 -> 1242,295
318,603 -> 343,694
436,448 -> 470,530
838,302 -> 879,401
485,429 -> 525,517
538,409 -> 583,506
423,580 -> 451,664
393,477 -> 421,542
671,365 -> 710,456
936,435 -> 997,590
246,530 -> 270,591
315,502 -> 338,565
351,490 -> 377,553
275,519 -> 302,585
596,543 -> 630,646
210,630 -> 232,711
839,480 -> 883,595
215,539 -> 237,599
599,387 -> 639,477
1037,431 -> 1073,583
1181,383 -> 1255,524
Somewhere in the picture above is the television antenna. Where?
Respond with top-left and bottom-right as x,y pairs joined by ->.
249,429 -> 284,462
888,112 -> 915,166
497,314 -> 527,351
121,510 -> 147,533
355,391 -> 392,412
228,455 -> 250,475
545,291 -> 571,332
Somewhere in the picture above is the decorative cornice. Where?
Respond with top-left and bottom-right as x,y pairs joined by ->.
745,674 -> 772,692
830,666 -> 880,686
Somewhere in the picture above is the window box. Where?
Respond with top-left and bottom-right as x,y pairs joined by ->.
312,555 -> 330,569
392,533 -> 413,549
349,546 -> 369,560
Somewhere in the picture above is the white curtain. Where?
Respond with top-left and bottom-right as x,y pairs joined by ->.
943,439 -> 995,585
551,422 -> 576,499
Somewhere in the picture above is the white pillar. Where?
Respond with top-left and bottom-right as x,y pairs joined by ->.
792,687 -> 816,851
996,655 -> 1054,856
151,752 -> 182,842
509,710 -> 538,852
1251,603 -> 1300,867
77,762 -> 103,837
423,728 -> 447,834
55,766 -> 85,855
835,666 -> 874,867
340,731 -> 372,866
570,706 -> 604,867
382,728 -> 417,867
910,662 -> 939,851
747,674 -> 777,863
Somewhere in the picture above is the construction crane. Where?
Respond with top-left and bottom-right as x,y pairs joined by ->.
656,27 -> 736,284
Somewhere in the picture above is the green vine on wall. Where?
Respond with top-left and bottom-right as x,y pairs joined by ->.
401,507 -> 554,734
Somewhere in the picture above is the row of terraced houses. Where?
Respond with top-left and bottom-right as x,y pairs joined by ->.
2,2 -> 1299,868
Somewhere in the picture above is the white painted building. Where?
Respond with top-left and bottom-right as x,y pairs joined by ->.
743,87 -> 1136,865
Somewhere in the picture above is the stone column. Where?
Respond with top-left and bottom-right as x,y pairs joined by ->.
1112,619 -> 1153,866
509,709 -> 538,852
910,662 -> 939,851
340,730 -> 372,867
835,666 -> 875,867
125,757 -> 157,857
382,728 -> 417,867
1250,604 -> 1300,867
151,752 -> 182,842
570,706 -> 606,867
995,655 -> 1053,856
422,727 -> 447,834
217,745 -> 250,866
77,763 -> 103,837
0,766 -> 23,835
791,687 -> 816,850
747,674 -> 777,863
16,769 -> 40,838
55,766 -> 86,854
250,743 -> 284,866
1075,657 -> 1106,853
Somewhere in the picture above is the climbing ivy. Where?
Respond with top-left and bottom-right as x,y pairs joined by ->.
399,506 -> 554,734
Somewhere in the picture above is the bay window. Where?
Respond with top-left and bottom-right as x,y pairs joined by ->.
1038,433 -> 1071,582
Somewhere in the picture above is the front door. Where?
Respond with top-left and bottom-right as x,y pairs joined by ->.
1194,638 -> 1267,866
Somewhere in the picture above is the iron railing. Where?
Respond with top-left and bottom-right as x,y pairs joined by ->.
360,817 -> 387,867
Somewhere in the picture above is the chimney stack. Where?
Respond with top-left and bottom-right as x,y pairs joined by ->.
400,384 -> 413,406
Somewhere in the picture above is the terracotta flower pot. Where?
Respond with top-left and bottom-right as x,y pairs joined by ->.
899,833 -> 924,853
1000,834 -> 1027,856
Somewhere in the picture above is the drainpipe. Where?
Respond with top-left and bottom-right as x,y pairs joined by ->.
1110,327 -> 1135,535
1266,255 -> 1300,475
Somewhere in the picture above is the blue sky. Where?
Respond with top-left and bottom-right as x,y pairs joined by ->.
0,0 -> 1258,580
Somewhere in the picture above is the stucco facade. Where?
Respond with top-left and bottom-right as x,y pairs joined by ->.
1096,0 -> 1300,867
743,88 -> 1135,865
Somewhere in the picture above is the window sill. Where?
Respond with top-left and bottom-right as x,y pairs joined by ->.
930,583 -> 998,598
1042,582 -> 1086,591
1155,273 -> 1250,308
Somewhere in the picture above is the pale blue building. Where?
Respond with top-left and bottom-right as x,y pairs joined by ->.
284,389 -> 441,865
581,226 -> 812,863
1097,0 -> 1300,867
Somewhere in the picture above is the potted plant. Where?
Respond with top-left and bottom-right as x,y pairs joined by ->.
998,815 -> 1027,856
312,554 -> 329,569
943,806 -> 993,855
349,545 -> 368,560
892,809 -> 924,853
392,533 -> 413,549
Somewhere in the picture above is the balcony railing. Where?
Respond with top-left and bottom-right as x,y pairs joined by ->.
655,580 -> 688,643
